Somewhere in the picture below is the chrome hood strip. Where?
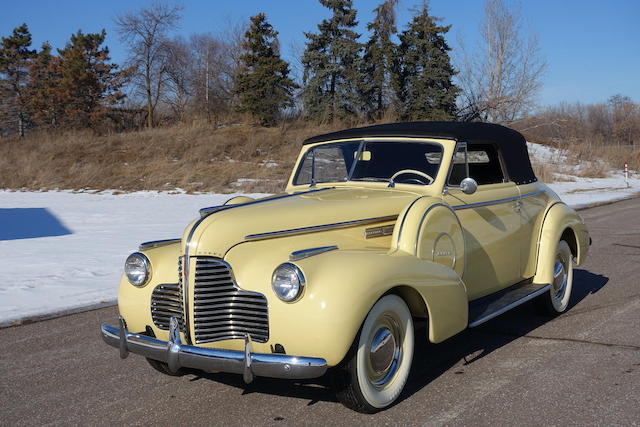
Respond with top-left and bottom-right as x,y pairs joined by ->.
245,215 -> 398,241
289,245 -> 338,261
139,238 -> 181,251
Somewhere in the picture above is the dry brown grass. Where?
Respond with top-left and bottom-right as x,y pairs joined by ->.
0,120 -> 344,193
2,119 -> 637,192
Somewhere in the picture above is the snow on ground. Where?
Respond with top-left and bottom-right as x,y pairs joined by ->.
528,141 -> 640,208
547,174 -> 640,209
0,190 -> 266,326
1,157 -> 638,325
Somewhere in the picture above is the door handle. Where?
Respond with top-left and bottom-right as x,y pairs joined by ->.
513,200 -> 523,210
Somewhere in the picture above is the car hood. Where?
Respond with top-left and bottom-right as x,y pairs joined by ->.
181,186 -> 421,257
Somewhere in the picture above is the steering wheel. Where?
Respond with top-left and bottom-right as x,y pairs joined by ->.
389,169 -> 434,187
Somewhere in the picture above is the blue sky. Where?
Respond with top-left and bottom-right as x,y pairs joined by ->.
2,0 -> 639,107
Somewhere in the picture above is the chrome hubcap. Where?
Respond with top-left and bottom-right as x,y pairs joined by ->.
367,314 -> 402,388
552,256 -> 567,300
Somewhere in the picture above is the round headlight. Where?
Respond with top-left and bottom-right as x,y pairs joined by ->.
271,263 -> 305,302
125,252 -> 151,287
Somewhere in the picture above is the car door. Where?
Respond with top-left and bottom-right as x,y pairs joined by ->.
442,142 -> 523,300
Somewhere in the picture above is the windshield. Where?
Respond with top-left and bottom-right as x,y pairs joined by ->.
293,140 -> 443,186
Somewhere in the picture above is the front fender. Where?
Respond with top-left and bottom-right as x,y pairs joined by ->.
533,202 -> 590,284
118,242 -> 181,338
226,243 -> 468,366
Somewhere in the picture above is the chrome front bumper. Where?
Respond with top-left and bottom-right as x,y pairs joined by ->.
101,317 -> 327,383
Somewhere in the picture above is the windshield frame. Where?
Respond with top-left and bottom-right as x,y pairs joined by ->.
292,138 -> 446,187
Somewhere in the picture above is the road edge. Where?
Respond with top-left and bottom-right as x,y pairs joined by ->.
573,192 -> 640,211
0,300 -> 116,329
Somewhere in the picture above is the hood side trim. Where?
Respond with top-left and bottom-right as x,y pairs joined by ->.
245,215 -> 398,242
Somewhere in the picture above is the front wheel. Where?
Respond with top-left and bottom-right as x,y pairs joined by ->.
538,240 -> 574,314
332,294 -> 414,413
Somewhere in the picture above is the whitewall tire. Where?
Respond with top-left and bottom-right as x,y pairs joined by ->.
332,294 -> 414,413
539,240 -> 574,314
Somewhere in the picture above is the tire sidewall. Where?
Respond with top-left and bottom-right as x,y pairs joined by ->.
354,294 -> 414,409
551,240 -> 573,313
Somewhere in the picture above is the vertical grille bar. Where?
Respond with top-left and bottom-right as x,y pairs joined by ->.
150,282 -> 183,331
192,257 -> 269,344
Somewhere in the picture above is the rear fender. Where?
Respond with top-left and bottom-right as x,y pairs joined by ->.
533,202 -> 590,284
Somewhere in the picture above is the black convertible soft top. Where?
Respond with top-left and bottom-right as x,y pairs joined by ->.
303,121 -> 537,185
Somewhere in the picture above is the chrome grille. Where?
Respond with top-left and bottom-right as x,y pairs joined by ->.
193,257 -> 269,344
150,283 -> 184,330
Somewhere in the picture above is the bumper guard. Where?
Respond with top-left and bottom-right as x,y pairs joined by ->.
101,316 -> 327,382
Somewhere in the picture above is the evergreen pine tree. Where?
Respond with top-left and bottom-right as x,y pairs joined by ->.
302,0 -> 366,122
24,42 -> 60,128
396,4 -> 459,121
363,0 -> 399,120
0,24 -> 36,137
52,30 -> 125,129
233,13 -> 298,126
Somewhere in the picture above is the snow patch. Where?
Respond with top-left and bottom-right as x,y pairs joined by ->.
0,190 -> 266,325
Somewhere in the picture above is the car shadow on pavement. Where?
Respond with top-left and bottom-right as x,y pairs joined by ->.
398,268 -> 609,406
188,269 -> 608,409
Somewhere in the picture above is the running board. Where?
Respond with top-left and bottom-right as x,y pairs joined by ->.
468,282 -> 551,327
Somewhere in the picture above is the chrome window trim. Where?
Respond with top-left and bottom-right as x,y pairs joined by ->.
138,238 -> 181,251
245,215 -> 398,241
445,141 -> 466,189
289,245 -> 338,261
183,187 -> 330,344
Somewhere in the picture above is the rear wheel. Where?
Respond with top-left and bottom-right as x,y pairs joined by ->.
538,240 -> 573,314
332,294 -> 414,413
146,358 -> 185,376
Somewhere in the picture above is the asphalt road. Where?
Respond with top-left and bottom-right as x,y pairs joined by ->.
2,198 -> 639,426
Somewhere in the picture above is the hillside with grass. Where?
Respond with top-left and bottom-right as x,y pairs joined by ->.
1,119 -> 637,194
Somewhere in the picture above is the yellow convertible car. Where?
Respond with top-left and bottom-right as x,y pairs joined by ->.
102,122 -> 590,412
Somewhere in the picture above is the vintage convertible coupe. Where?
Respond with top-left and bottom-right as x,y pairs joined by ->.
102,122 -> 590,412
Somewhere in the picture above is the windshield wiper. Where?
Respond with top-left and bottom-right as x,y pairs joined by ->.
350,177 -> 389,182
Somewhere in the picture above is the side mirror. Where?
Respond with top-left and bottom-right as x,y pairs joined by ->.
460,177 -> 478,195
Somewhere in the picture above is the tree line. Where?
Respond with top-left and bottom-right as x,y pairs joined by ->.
0,0 -> 577,137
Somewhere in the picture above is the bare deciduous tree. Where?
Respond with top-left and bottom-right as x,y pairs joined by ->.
189,23 -> 245,124
163,36 -> 192,121
457,0 -> 546,122
115,3 -> 182,128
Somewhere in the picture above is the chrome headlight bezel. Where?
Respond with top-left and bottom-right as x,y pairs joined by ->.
124,252 -> 152,287
271,262 -> 305,302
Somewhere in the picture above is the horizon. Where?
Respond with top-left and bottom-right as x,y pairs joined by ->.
2,0 -> 639,108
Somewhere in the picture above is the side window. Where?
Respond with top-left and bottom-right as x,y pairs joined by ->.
448,143 -> 507,186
